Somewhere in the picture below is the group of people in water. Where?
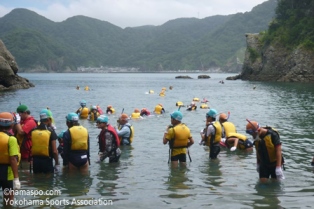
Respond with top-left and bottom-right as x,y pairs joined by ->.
162,107 -> 285,184
0,102 -> 135,205
0,95 -> 296,206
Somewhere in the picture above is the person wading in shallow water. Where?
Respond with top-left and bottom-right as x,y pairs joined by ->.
63,113 -> 90,173
245,120 -> 285,182
163,110 -> 194,167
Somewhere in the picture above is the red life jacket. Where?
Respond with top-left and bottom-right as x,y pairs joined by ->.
99,124 -> 120,152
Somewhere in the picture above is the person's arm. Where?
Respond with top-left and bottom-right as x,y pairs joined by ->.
62,131 -> 70,166
275,145 -> 282,167
188,137 -> 194,147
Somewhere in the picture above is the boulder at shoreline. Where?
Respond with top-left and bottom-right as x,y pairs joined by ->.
0,40 -> 34,91
198,75 -> 210,79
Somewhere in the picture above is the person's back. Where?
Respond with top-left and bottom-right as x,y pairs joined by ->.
31,109 -> 59,174
63,113 -> 90,173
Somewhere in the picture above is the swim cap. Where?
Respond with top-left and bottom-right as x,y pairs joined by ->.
219,113 -> 228,121
97,115 -> 109,123
80,100 -> 86,107
119,113 -> 129,121
206,109 -> 217,118
0,112 -> 14,126
246,121 -> 259,132
158,103 -> 163,107
92,106 -> 97,110
16,104 -> 28,113
58,130 -> 66,139
40,109 -> 53,121
170,111 -> 183,121
66,112 -> 79,122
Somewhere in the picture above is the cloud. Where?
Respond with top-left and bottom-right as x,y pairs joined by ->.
0,0 -> 268,28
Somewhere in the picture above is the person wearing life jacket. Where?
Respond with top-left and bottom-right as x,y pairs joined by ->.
115,113 -> 134,145
154,103 -> 165,115
0,112 -> 21,205
200,109 -> 222,160
96,115 -> 121,163
106,105 -> 115,114
140,108 -> 151,116
57,130 -> 66,160
219,113 -> 253,152
88,106 -> 100,121
31,109 -> 59,174
76,100 -> 89,119
245,120 -> 284,182
131,108 -> 142,119
186,102 -> 197,111
13,104 -> 37,161
63,113 -> 90,173
163,110 -> 194,167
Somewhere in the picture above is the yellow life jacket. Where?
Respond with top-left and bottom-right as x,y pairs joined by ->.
154,105 -> 163,114
131,112 -> 141,119
110,107 -> 115,114
0,132 -> 10,164
118,124 -> 134,144
222,122 -> 247,140
80,107 -> 89,119
31,129 -> 51,157
69,126 -> 88,151
254,127 -> 280,164
89,112 -> 100,121
169,123 -> 190,149
205,121 -> 222,146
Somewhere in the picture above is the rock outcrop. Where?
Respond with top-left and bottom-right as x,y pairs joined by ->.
175,75 -> 193,79
0,40 -> 34,90
198,75 -> 210,79
228,33 -> 314,82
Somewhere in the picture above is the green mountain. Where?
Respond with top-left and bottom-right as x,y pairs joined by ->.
0,0 -> 277,72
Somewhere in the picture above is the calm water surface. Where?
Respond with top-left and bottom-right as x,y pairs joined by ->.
1,73 -> 314,208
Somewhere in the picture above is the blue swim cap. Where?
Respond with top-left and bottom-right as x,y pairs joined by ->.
97,115 -> 108,123
170,111 -> 183,121
66,112 -> 79,122
58,130 -> 66,139
80,100 -> 86,107
40,109 -> 53,121
206,109 -> 217,118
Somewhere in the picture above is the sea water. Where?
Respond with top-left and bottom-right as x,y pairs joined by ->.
0,73 -> 314,208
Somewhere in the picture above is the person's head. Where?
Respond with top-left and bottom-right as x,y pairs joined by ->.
58,130 -> 66,143
96,115 -> 109,129
0,112 -> 14,130
246,120 -> 259,138
219,113 -> 228,123
16,104 -> 30,120
118,113 -> 129,125
158,103 -> 163,107
206,109 -> 217,121
91,106 -> 97,112
39,109 -> 53,125
66,112 -> 79,127
80,100 -> 86,107
170,110 -> 183,125
134,108 -> 140,113
141,108 -> 146,112
107,105 -> 112,109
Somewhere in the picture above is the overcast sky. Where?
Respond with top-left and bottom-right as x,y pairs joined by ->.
0,0 -> 269,28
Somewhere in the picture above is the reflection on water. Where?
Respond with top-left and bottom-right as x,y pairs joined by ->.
200,159 -> 223,191
253,181 -> 284,209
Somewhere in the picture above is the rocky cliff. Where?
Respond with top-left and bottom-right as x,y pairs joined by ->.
0,40 -> 34,90
228,33 -> 314,82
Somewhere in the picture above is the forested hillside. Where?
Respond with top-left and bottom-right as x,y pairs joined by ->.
0,0 -> 277,72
